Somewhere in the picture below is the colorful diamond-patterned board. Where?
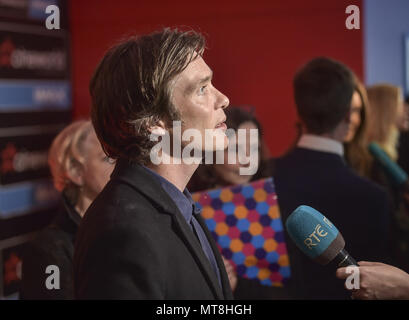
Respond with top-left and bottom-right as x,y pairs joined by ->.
192,177 -> 291,287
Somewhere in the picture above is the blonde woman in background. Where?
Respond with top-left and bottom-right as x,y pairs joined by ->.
366,84 -> 409,272
344,82 -> 406,190
366,84 -> 404,161
21,120 -> 115,299
366,84 -> 405,200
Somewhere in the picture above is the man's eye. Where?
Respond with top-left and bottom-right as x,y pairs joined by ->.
199,86 -> 207,94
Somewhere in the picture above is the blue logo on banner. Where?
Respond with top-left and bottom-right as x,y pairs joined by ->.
0,80 -> 71,112
28,0 -> 60,20
0,180 -> 59,219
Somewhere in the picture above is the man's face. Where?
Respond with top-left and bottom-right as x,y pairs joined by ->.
344,91 -> 363,143
170,56 -> 230,152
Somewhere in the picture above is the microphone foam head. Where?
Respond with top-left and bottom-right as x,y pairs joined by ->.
285,205 -> 345,265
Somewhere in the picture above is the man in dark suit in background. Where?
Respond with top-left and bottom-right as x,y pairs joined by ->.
273,57 -> 390,299
74,28 -> 233,299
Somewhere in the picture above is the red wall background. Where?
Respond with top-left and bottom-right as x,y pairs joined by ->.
69,0 -> 363,157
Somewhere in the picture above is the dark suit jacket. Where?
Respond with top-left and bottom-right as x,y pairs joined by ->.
73,159 -> 233,300
273,147 -> 391,299
21,196 -> 80,300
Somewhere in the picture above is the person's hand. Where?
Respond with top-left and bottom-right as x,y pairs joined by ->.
336,261 -> 409,300
222,257 -> 237,291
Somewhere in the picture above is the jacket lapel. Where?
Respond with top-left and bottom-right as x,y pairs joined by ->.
170,211 -> 225,300
195,213 -> 234,300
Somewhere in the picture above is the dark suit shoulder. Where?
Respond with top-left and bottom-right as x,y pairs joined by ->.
75,178 -> 168,269
73,178 -> 172,299
274,148 -> 388,199
81,179 -> 164,234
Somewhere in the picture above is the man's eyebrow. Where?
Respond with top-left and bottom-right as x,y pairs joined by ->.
198,70 -> 213,84
185,70 -> 213,95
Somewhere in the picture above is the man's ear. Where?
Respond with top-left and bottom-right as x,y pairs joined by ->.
66,160 -> 84,187
148,120 -> 167,136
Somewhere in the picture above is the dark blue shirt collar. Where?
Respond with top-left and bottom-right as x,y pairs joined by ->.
143,166 -> 200,224
143,166 -> 221,288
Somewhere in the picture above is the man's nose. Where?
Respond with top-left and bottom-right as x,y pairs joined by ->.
216,88 -> 229,110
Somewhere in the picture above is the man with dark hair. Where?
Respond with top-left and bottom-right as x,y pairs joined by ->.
73,28 -> 233,299
293,58 -> 355,136
273,57 -> 390,299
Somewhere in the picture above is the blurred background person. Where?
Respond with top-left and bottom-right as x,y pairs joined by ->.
273,57 -> 390,299
343,83 -> 407,185
366,84 -> 403,171
343,77 -> 372,177
289,75 -> 372,178
366,84 -> 409,272
189,106 -> 271,191
189,106 -> 288,299
341,80 -> 409,272
21,120 -> 115,299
